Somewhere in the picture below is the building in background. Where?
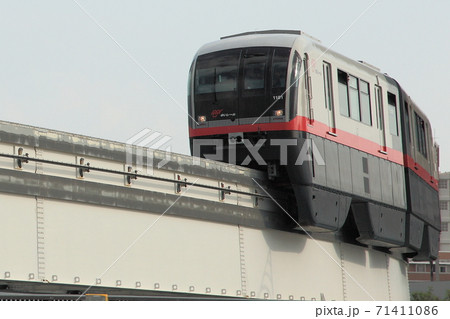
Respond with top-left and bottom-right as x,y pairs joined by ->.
438,172 -> 450,252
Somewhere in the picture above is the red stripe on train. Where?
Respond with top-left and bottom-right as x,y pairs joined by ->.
189,116 -> 438,191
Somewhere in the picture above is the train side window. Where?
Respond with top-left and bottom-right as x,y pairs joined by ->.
290,53 -> 301,87
338,70 -> 372,126
360,80 -> 371,125
414,112 -> 428,158
323,62 -> 333,111
426,123 -> 432,160
387,92 -> 398,136
375,85 -> 384,130
415,113 -> 427,157
289,52 -> 301,118
304,54 -> 313,121
348,75 -> 360,121
404,102 -> 411,144
338,70 -> 350,117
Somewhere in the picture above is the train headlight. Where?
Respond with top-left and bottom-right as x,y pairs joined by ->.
273,109 -> 284,116
198,115 -> 207,123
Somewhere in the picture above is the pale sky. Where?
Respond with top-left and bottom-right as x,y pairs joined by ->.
1,0 -> 449,172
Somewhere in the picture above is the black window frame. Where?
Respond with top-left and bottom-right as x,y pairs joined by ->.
337,69 -> 372,126
194,51 -> 240,95
303,53 -> 313,121
243,60 -> 267,92
323,61 -> 334,111
271,49 -> 290,90
348,74 -> 360,121
338,70 -> 350,117
374,85 -> 384,130
289,51 -> 302,119
359,79 -> 372,125
193,47 -> 291,122
387,92 -> 399,136
414,112 -> 428,158
404,102 -> 412,144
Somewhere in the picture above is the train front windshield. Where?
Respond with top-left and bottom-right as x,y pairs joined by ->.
193,47 -> 291,123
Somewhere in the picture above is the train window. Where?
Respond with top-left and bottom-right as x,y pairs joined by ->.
289,52 -> 301,117
323,62 -> 336,131
338,70 -> 372,126
387,92 -> 398,136
348,75 -> 360,121
272,63 -> 285,88
404,102 -> 412,144
374,86 -> 384,130
244,62 -> 265,90
194,50 -> 240,122
216,66 -> 239,92
388,92 -> 396,105
338,70 -> 350,117
360,80 -> 371,125
195,68 -> 215,94
195,52 -> 239,94
188,61 -> 194,96
271,49 -> 289,89
323,62 -> 333,111
415,112 -> 428,158
304,54 -> 313,121
426,123 -> 432,160
270,48 -> 290,115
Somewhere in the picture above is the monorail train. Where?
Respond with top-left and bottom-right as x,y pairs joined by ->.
188,30 -> 440,261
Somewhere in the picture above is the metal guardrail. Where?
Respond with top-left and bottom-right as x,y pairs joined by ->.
0,153 -> 270,200
0,291 -> 245,301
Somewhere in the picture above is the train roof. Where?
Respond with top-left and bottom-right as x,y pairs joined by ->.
220,29 -> 321,42
197,30 -> 377,71
196,30 -> 386,79
194,30 -> 431,125
196,30 -> 303,56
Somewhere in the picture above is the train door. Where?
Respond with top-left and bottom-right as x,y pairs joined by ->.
375,85 -> 387,153
323,61 -> 336,134
239,48 -> 270,122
